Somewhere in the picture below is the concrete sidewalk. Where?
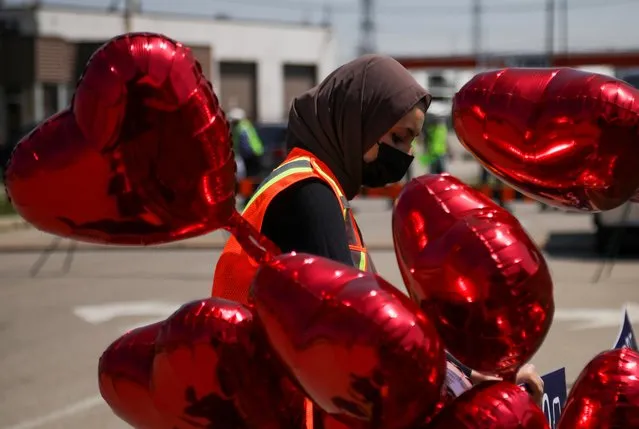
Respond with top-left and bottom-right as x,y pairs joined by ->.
0,215 -> 29,233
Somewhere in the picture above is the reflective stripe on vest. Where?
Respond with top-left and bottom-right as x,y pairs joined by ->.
245,155 -> 370,271
243,157 -> 314,211
307,159 -> 370,270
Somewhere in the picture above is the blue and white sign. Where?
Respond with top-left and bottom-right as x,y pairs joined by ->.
528,306 -> 636,429
540,367 -> 567,429
613,307 -> 638,351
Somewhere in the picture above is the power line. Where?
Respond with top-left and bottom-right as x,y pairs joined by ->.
198,0 -> 637,16
559,0 -> 568,53
472,0 -> 481,67
546,0 -> 555,59
102,0 -> 637,20
321,3 -> 333,26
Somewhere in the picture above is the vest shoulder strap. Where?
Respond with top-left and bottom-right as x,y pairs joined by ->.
241,153 -> 364,249
240,156 -> 315,230
244,157 -> 313,208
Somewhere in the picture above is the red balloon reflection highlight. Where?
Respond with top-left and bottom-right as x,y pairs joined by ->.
453,68 -> 639,211
252,252 -> 446,429
426,381 -> 549,429
557,348 -> 639,429
393,174 -> 554,379
150,298 -> 306,429
98,322 -> 168,429
4,33 -> 277,264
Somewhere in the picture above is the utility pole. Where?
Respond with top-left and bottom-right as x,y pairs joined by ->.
321,3 -> 333,27
358,0 -> 375,55
123,0 -> 142,33
471,0 -> 482,69
123,0 -> 132,33
560,0 -> 568,54
545,0 -> 555,65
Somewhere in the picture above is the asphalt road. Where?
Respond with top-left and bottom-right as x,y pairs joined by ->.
1,206 -> 638,429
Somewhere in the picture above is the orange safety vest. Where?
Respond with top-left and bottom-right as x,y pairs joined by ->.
212,147 -> 375,305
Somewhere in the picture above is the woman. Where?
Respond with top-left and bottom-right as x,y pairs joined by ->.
213,54 -> 543,408
214,54 -> 424,296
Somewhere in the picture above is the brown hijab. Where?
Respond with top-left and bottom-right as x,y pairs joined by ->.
286,54 -> 431,200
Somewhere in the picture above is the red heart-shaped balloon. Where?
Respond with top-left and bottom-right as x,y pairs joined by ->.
453,68 -> 639,211
99,298 -> 307,429
426,381 -> 549,429
4,33 -> 236,245
393,174 -> 554,378
557,348 -> 639,429
98,322 -> 169,429
151,297 -> 306,429
252,252 -> 446,429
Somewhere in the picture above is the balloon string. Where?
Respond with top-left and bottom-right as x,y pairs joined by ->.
225,210 -> 281,264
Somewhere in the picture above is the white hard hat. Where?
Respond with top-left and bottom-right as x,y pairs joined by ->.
427,101 -> 451,118
227,107 -> 246,121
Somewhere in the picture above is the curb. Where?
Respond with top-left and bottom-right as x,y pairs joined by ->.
0,219 -> 30,233
0,239 -> 398,254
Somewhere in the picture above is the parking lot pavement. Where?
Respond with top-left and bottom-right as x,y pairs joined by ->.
1,207 -> 637,429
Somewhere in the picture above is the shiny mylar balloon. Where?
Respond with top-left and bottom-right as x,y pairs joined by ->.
99,322 -> 168,429
557,348 -> 639,429
99,298 -> 307,429
426,381 -> 549,429
393,174 -> 554,379
453,67 -> 639,211
4,33 -> 277,262
151,298 -> 306,429
252,252 -> 446,429
4,33 -> 232,244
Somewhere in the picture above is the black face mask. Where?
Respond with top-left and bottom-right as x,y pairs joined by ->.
362,142 -> 414,188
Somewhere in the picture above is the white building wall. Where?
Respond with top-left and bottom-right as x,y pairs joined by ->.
408,70 -> 428,90
33,8 -> 337,123
452,70 -> 476,91
575,65 -> 616,77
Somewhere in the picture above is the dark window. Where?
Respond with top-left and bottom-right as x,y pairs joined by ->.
621,74 -> 639,89
428,75 -> 447,87
219,62 -> 258,121
283,64 -> 317,114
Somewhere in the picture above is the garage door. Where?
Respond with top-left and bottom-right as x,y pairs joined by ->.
283,64 -> 317,115
219,62 -> 257,121
36,37 -> 76,84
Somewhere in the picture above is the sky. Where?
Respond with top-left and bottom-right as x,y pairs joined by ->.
5,0 -> 639,62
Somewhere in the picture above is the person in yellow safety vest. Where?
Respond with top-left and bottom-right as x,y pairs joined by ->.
419,115 -> 448,174
228,108 -> 265,179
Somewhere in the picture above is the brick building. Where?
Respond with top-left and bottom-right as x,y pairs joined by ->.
0,3 -> 337,147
